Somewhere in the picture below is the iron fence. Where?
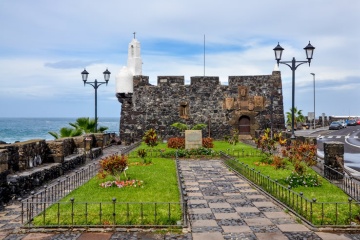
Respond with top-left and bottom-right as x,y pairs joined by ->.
22,199 -> 186,228
221,152 -> 360,227
317,159 -> 360,202
20,141 -> 187,228
127,148 -> 263,159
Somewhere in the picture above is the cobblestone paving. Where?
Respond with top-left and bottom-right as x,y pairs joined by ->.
179,159 -> 360,240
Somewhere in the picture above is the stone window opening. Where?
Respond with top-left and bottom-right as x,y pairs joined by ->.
179,102 -> 189,119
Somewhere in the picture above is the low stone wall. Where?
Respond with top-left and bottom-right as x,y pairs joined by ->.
0,133 -> 113,210
7,153 -> 85,197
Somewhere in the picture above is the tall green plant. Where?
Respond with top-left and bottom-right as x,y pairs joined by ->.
143,128 -> 158,148
48,117 -> 108,139
286,107 -> 305,129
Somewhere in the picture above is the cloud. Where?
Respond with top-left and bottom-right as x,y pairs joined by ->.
0,0 -> 359,117
44,60 -> 102,69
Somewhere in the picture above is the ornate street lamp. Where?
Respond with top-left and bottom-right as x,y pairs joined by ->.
273,42 -> 315,139
81,68 -> 111,132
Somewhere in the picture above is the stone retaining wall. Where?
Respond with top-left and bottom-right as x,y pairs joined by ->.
0,133 -> 112,210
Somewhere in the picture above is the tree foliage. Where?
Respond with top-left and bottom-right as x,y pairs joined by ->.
48,117 -> 108,139
286,107 -> 305,128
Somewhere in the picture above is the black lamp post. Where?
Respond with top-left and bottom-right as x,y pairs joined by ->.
273,41 -> 315,139
81,68 -> 111,133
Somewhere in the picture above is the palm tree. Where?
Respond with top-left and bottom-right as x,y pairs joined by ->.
69,117 -> 108,133
286,107 -> 305,129
48,117 -> 108,139
48,127 -> 83,139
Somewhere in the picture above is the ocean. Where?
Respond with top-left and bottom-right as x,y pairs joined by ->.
0,117 -> 120,144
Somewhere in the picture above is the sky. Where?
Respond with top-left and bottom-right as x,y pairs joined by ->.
0,0 -> 359,119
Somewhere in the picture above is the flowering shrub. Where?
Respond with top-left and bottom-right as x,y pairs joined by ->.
98,154 -> 128,181
167,137 -> 185,149
99,180 -> 143,188
143,128 -> 158,148
202,137 -> 214,148
255,128 -> 287,164
285,172 -> 322,188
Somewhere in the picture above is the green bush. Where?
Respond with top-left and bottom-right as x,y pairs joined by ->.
285,172 -> 322,188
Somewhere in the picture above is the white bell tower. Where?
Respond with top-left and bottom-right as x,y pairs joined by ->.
115,33 -> 142,94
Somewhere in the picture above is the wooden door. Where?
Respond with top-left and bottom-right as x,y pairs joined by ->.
239,116 -> 250,135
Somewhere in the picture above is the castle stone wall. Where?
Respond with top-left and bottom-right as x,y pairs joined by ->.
118,71 -> 285,143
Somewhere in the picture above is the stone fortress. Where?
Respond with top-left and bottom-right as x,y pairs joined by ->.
116,36 -> 285,143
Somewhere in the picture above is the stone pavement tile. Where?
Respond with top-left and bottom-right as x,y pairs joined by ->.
316,232 -> 352,240
255,232 -> 288,240
185,182 -> 199,186
22,233 -> 55,240
188,199 -> 207,205
235,207 -> 260,213
77,232 -> 112,240
5,205 -> 21,209
209,203 -> 231,208
192,232 -> 224,240
187,192 -> 203,197
246,194 -> 267,199
223,193 -> 240,197
203,196 -> 225,200
214,213 -> 240,219
277,223 -> 311,232
189,208 -> 213,214
240,189 -> 258,193
244,217 -> 274,226
263,211 -> 291,219
198,180 -> 212,183
226,199 -> 246,203
253,201 -> 277,208
191,219 -> 218,227
234,183 -> 250,188
185,186 -> 199,190
0,214 -> 19,221
221,225 -> 252,233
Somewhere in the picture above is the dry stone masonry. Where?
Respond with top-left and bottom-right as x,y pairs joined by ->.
117,71 -> 285,144
0,133 -> 112,210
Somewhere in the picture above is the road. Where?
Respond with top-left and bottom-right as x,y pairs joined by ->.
316,125 -> 360,170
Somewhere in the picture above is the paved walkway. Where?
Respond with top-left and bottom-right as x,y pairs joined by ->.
180,160 -> 355,240
1,146 -> 360,239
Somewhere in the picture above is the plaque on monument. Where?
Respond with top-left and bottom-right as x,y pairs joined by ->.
224,98 -> 234,110
185,130 -> 202,149
240,100 -> 248,109
254,96 -> 264,108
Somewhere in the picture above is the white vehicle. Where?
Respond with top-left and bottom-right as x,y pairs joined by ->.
338,120 -> 347,128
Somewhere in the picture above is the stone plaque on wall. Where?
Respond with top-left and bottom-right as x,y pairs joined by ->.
224,97 -> 234,110
240,100 -> 248,109
185,130 -> 202,149
254,96 -> 264,109
238,86 -> 248,100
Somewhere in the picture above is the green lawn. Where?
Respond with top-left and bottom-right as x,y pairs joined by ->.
33,140 -> 359,226
32,156 -> 182,226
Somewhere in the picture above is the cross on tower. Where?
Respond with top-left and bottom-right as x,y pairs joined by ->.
133,32 -> 136,39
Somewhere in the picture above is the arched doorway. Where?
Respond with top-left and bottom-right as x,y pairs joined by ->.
239,116 -> 250,135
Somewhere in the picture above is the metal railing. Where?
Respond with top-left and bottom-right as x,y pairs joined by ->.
221,152 -> 360,227
317,159 -> 360,202
127,147 -> 263,159
20,141 -> 187,228
22,199 -> 185,228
